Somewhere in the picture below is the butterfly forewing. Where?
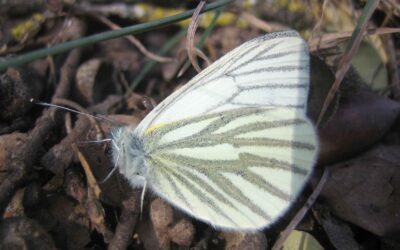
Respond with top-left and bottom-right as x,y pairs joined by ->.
141,107 -> 317,230
135,31 -> 310,135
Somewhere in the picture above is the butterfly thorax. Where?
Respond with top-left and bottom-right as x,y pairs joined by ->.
111,127 -> 148,188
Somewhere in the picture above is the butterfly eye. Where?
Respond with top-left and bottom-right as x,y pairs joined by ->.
104,147 -> 113,157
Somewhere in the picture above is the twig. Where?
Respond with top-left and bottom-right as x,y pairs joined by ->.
108,196 -> 140,250
316,0 -> 381,126
308,27 -> 400,52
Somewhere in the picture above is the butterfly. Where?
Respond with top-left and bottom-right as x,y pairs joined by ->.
111,30 -> 318,230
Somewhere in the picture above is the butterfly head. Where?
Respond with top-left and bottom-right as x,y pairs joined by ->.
110,126 -> 148,188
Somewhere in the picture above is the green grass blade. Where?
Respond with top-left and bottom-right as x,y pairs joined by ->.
0,0 -> 233,71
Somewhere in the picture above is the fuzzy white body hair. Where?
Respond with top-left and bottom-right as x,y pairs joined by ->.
111,127 -> 147,188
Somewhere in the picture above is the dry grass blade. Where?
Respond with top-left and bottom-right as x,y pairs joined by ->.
73,144 -> 113,241
382,33 -> 400,100
193,47 -> 211,67
271,168 -> 330,250
309,0 -> 329,42
239,11 -> 274,32
316,0 -> 381,126
381,0 -> 400,18
92,13 -> 174,63
187,0 -> 206,73
73,144 -> 102,198
309,27 -> 400,52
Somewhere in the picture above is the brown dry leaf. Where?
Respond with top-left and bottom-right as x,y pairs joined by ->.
137,219 -> 164,250
124,92 -> 157,118
318,89 -> 400,165
46,194 -> 91,249
108,196 -> 139,249
0,1 -> 399,249
150,198 -> 174,229
320,145 -> 400,238
0,217 -> 56,249
2,188 -> 25,218
75,58 -> 103,105
0,132 -> 29,170
74,145 -> 101,199
168,218 -> 195,246
74,145 -> 113,242
64,168 -> 87,204
42,173 -> 64,193
313,204 -> 360,250
307,55 -> 338,126
147,198 -> 195,249
77,133 -> 133,207
75,57 -> 119,106
99,38 -> 141,72
150,198 -> 174,249
0,68 -> 42,122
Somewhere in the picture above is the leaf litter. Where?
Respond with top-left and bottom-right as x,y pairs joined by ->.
0,0 -> 400,249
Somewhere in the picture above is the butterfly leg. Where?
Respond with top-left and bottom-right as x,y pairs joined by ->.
140,179 -> 147,219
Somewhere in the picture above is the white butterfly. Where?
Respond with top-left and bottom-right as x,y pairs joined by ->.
112,30 -> 318,230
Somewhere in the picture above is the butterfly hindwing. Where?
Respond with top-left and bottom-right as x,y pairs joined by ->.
142,107 -> 317,230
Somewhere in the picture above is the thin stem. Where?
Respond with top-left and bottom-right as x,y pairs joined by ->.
0,0 -> 233,71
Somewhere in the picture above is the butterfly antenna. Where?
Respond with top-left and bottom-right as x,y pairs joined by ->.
30,98 -> 118,125
98,165 -> 119,184
76,138 -> 114,144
